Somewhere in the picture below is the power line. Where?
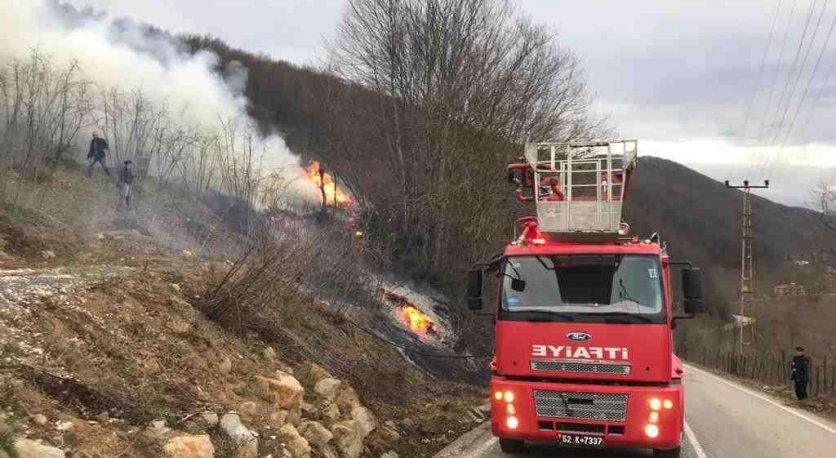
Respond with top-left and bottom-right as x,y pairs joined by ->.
766,0 -> 821,148
775,7 -> 836,157
753,0 -> 799,179
739,0 -> 785,143
734,0 -> 784,181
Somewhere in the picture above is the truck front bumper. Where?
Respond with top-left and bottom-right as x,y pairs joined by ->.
490,376 -> 684,450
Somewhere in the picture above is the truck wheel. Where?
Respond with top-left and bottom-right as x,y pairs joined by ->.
653,447 -> 681,458
499,438 -> 526,454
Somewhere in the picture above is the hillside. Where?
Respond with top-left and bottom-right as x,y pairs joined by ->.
625,156 -> 824,314
0,165 -> 485,458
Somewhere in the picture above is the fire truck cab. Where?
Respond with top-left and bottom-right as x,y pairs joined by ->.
467,141 -> 705,457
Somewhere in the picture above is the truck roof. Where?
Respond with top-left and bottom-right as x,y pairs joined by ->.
505,240 -> 664,256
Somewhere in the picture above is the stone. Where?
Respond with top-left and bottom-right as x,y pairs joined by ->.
278,424 -> 311,458
13,438 -> 65,458
334,385 -> 362,415
171,283 -> 181,292
268,409 -> 289,429
170,320 -> 191,334
379,424 -> 401,443
330,420 -> 362,458
95,411 -> 110,422
31,414 -> 48,426
350,406 -> 377,437
218,356 -> 233,375
254,372 -> 304,410
40,251 -> 56,260
151,420 -> 171,435
313,378 -> 341,402
262,347 -> 276,361
200,412 -> 219,427
55,421 -> 74,431
162,434 -> 215,458
321,402 -> 341,421
239,401 -> 258,416
300,402 -> 315,415
299,421 -> 332,449
308,363 -> 332,383
220,413 -> 258,458
381,452 -> 399,458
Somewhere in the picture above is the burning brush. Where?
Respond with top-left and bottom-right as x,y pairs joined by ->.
382,289 -> 438,338
303,161 -> 353,208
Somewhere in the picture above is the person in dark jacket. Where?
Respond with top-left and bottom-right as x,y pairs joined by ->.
86,132 -> 110,176
791,346 -> 810,400
118,160 -> 134,209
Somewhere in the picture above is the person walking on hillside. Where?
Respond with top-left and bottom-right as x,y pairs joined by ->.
118,160 -> 134,209
86,132 -> 110,177
791,346 -> 811,400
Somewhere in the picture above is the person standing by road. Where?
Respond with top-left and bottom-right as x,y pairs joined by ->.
118,160 -> 134,209
86,132 -> 110,176
790,346 -> 810,400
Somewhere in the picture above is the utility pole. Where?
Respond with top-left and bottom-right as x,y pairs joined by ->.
725,179 -> 769,349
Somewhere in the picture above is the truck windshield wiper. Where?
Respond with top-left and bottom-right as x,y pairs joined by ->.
515,311 -> 576,322
600,313 -> 655,323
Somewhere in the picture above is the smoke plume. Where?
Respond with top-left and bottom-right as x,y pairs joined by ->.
0,0 -> 322,206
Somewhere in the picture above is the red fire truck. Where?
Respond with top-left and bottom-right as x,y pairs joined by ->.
467,140 -> 705,457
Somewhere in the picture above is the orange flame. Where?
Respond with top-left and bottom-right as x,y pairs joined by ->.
303,161 -> 352,206
397,305 -> 434,336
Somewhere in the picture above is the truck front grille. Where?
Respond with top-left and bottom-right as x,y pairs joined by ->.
531,359 -> 631,375
534,390 -> 628,422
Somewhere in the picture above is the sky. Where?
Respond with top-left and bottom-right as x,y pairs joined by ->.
66,0 -> 836,207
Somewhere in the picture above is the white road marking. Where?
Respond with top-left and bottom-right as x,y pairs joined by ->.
684,420 -> 709,458
685,364 -> 836,435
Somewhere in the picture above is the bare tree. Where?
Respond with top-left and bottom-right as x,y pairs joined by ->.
328,0 -> 605,279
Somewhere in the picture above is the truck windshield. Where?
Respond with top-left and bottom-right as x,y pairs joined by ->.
500,254 -> 665,324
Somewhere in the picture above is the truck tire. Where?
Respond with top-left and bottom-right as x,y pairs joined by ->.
499,438 -> 526,454
653,447 -> 681,458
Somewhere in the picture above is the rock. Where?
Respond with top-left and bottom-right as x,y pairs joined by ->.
300,402 -> 315,415
400,418 -> 416,429
350,406 -> 377,437
170,320 -> 191,334
151,420 -> 171,435
268,409 -> 289,429
313,378 -> 341,402
262,347 -> 276,361
299,421 -> 333,449
162,434 -> 215,458
276,361 -> 295,375
321,402 -> 341,421
220,413 -> 258,458
239,401 -> 258,416
287,406 -> 302,427
40,251 -> 56,260
95,411 -> 110,422
13,438 -> 65,458
182,250 -> 195,258
381,452 -> 399,458
171,283 -> 181,292
201,412 -> 219,427
320,445 -> 339,458
31,414 -> 48,426
278,424 -> 311,458
330,420 -> 363,458
378,424 -> 401,443
55,421 -> 74,431
334,385 -> 362,415
218,356 -> 232,375
308,363 -> 332,383
254,372 -> 304,410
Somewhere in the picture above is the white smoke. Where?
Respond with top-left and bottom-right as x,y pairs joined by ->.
0,0 -> 323,206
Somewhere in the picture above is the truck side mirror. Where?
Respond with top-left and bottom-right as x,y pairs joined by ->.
682,268 -> 705,314
467,269 -> 483,311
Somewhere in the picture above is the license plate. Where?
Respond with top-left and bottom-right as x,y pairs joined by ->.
559,434 -> 604,447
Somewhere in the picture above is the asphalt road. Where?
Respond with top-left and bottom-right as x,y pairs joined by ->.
433,364 -> 836,458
